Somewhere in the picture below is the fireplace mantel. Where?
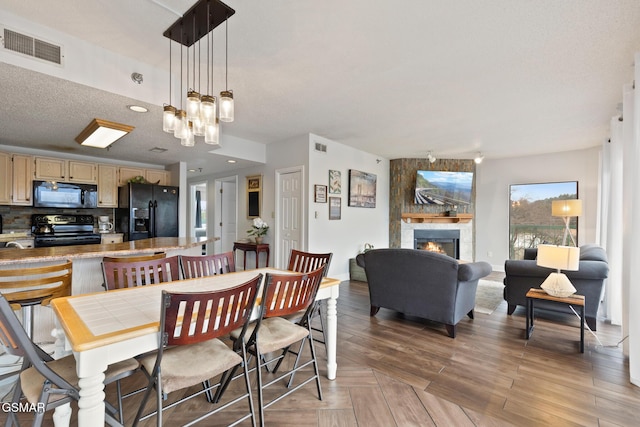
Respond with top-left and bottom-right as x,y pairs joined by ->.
401,213 -> 473,224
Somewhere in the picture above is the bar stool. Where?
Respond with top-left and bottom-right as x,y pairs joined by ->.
0,260 -> 73,339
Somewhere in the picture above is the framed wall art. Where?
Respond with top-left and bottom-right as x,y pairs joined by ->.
329,170 -> 341,194
348,169 -> 377,208
314,185 -> 327,203
246,175 -> 262,218
329,197 -> 341,220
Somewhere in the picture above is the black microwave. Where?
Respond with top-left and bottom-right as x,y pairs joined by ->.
33,180 -> 98,208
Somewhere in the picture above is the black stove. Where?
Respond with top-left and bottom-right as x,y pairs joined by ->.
31,214 -> 101,248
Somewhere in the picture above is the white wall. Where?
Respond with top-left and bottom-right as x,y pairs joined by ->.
475,146 -> 601,271
307,134 -> 390,280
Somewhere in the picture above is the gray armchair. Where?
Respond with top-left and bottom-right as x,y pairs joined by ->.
504,244 -> 609,330
356,248 -> 492,338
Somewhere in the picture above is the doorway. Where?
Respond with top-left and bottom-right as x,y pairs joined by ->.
189,182 -> 208,254
214,176 -> 238,254
275,166 -> 305,268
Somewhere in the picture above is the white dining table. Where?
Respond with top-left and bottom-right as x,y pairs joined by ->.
50,268 -> 340,427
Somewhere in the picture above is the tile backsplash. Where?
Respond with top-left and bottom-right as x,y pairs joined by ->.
0,206 -> 116,232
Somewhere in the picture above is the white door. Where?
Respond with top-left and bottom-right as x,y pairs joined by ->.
214,177 -> 237,254
278,170 -> 303,268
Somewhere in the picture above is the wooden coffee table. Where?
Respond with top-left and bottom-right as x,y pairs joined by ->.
525,288 -> 585,353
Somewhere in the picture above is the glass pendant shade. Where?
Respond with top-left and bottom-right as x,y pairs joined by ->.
205,120 -> 220,145
219,90 -> 234,122
162,105 -> 176,132
181,122 -> 195,147
186,91 -> 201,121
193,115 -> 205,136
200,95 -> 216,125
173,110 -> 188,139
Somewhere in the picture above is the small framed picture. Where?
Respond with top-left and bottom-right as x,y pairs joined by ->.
329,170 -> 341,194
314,185 -> 327,203
329,197 -> 341,220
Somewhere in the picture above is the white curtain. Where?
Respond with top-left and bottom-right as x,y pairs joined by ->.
628,53 -> 640,386
601,118 -> 623,325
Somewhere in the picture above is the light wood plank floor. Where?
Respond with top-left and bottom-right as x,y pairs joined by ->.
6,278 -> 640,426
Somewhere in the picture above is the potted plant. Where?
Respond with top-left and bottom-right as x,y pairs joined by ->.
248,217 -> 269,244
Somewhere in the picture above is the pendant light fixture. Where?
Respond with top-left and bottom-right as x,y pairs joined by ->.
162,0 -> 235,146
219,16 -> 234,122
162,34 -> 176,133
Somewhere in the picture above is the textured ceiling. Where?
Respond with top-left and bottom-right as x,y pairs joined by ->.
0,0 -> 639,176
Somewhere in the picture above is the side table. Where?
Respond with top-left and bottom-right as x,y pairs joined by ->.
233,241 -> 270,270
525,288 -> 585,353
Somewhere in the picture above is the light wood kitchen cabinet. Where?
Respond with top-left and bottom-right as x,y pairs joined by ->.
145,169 -> 170,185
35,157 -> 97,183
34,157 -> 66,181
97,164 -> 118,207
0,152 -> 11,204
11,154 -> 33,205
68,160 -> 97,183
118,166 -> 145,186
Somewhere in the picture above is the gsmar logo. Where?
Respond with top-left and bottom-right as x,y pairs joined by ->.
2,402 -> 46,413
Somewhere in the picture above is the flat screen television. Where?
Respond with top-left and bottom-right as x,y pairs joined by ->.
414,170 -> 473,206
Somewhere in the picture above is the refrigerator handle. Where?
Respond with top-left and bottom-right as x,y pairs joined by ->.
148,200 -> 154,239
153,200 -> 158,237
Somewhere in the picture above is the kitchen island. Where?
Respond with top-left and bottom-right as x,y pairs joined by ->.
0,236 -> 216,343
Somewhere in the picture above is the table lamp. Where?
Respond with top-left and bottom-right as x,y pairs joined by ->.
552,199 -> 582,246
536,244 -> 581,297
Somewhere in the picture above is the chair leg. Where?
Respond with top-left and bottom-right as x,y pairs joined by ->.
116,379 -> 124,423
241,343 -> 257,427
156,372 -> 163,427
256,349 -> 265,427
286,339 -> 306,388
445,324 -> 456,338
202,379 -> 214,403
307,334 -> 323,401
132,372 -> 157,427
213,364 -> 240,403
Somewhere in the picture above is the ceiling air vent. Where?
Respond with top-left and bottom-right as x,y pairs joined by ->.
2,28 -> 62,65
314,142 -> 327,153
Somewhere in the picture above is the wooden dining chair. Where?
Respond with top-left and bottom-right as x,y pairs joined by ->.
287,249 -> 333,346
0,293 -> 139,427
132,274 -> 262,427
224,267 -> 325,426
179,251 -> 236,279
0,260 -> 73,339
102,255 -> 180,290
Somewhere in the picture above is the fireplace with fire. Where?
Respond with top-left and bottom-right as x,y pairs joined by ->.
414,229 -> 460,259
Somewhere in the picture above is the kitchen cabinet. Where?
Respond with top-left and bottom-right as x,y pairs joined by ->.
35,157 -> 97,183
145,169 -> 170,185
118,166 -> 145,186
35,157 -> 65,181
68,160 -> 97,183
0,152 -> 11,204
97,164 -> 118,207
11,154 -> 33,205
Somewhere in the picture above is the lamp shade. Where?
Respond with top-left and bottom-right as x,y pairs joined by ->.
552,199 -> 582,217
537,244 -> 580,271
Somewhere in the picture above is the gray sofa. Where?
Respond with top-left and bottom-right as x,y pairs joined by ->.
356,248 -> 492,338
503,244 -> 609,330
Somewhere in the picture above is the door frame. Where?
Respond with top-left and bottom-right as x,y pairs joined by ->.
214,175 -> 238,254
188,180 -> 208,238
275,165 -> 306,269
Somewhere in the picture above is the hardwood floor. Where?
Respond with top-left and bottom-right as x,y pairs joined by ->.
6,278 -> 640,426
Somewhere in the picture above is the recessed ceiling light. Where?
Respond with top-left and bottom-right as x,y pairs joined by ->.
127,105 -> 148,113
227,160 -> 237,164
188,169 -> 197,172
149,147 -> 168,153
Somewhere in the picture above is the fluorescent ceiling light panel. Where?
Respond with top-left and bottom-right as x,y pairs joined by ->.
75,118 -> 134,148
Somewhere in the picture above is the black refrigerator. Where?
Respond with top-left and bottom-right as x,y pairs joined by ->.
116,183 -> 179,241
